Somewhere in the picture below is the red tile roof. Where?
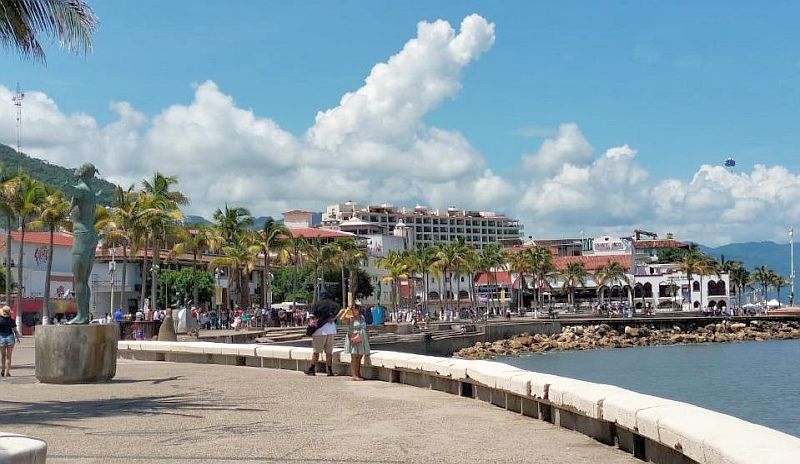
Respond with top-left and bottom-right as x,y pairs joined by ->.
474,271 -> 512,286
552,254 -> 631,271
288,227 -> 354,239
0,231 -> 74,247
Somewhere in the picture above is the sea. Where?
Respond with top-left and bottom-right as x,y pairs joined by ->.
495,339 -> 800,437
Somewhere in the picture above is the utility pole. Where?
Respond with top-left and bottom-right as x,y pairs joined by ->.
12,83 -> 24,156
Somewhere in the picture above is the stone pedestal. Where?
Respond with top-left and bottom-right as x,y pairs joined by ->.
35,324 -> 119,384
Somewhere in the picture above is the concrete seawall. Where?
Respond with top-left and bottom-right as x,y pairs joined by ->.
118,340 -> 800,464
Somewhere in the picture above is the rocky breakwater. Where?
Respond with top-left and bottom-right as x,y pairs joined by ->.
456,320 -> 800,359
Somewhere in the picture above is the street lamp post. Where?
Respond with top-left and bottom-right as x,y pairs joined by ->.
790,227 -> 795,307
150,264 -> 159,314
109,258 -> 116,317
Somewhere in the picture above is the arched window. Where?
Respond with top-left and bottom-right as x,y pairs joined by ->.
458,290 -> 469,300
643,282 -> 653,298
692,281 -> 700,292
428,291 -> 440,300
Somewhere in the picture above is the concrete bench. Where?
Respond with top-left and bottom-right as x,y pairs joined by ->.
0,432 -> 47,464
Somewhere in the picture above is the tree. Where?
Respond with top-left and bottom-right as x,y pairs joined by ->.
773,274 -> 788,304
676,252 -> 705,310
479,243 -> 506,315
107,184 -> 147,313
505,249 -> 529,313
257,217 -> 289,307
528,246 -> 554,311
156,267 -> 214,309
171,224 -> 212,307
751,266 -> 773,306
0,166 -> 18,308
10,174 -> 45,327
330,239 -> 368,306
376,250 -> 409,316
29,187 -> 70,324
208,235 -> 260,309
141,172 -> 187,312
727,262 -> 750,310
595,261 -> 631,306
212,204 -> 253,244
0,0 -> 97,62
560,261 -> 588,311
409,246 -> 437,316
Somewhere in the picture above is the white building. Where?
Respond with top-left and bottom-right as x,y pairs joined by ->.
323,201 -> 522,249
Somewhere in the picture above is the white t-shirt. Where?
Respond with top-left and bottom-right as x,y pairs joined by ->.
313,321 -> 337,336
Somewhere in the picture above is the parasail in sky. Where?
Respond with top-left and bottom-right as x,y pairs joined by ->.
724,157 -> 736,168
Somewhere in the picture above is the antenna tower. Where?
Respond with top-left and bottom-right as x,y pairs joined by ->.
12,83 -> 24,154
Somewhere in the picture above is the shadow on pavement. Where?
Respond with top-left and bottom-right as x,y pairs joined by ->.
0,394 -> 263,428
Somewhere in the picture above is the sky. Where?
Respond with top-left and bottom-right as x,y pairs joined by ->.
2,1 -> 800,246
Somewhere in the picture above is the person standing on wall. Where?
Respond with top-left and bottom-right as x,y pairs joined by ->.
305,289 -> 339,377
341,304 -> 370,381
0,305 -> 22,377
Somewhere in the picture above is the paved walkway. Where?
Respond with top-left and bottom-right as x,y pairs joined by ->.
1,341 -> 638,463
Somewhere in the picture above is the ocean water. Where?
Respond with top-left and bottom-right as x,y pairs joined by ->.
495,339 -> 800,437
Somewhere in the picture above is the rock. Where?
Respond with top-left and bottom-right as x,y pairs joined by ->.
624,326 -> 640,337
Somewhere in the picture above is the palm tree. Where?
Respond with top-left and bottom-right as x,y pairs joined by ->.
142,172 -> 188,311
728,262 -> 750,311
29,187 -> 70,324
479,243 -> 505,316
107,184 -> 147,313
595,261 -> 632,307
0,167 -> 19,308
331,239 -> 368,305
561,261 -> 588,311
208,235 -> 260,309
461,246 -> 480,315
505,249 -> 529,313
773,274 -> 788,304
170,224 -> 211,307
10,174 -> 45,327
432,242 -> 466,314
213,204 -> 253,244
528,246 -> 554,311
752,266 -> 773,306
410,246 -> 437,316
676,252 -> 705,310
1,0 -> 97,62
376,250 -> 409,317
257,218 -> 290,307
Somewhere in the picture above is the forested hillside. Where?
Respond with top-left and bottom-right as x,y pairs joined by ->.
0,143 -> 115,205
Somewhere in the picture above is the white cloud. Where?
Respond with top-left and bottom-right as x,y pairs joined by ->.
0,15 -> 496,220
3,14 -> 800,247
522,122 -> 593,176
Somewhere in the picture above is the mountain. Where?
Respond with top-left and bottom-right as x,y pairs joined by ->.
0,143 -> 116,205
699,241 -> 793,277
184,215 -> 212,225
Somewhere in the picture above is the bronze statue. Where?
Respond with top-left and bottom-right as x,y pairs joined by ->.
67,163 -> 98,324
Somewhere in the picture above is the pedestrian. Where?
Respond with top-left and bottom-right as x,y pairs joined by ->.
305,289 -> 339,377
1,305 -> 22,377
340,305 -> 370,381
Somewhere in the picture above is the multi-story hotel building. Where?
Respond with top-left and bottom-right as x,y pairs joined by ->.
322,201 -> 522,249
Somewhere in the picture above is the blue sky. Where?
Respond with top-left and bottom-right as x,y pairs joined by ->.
2,2 -> 800,244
